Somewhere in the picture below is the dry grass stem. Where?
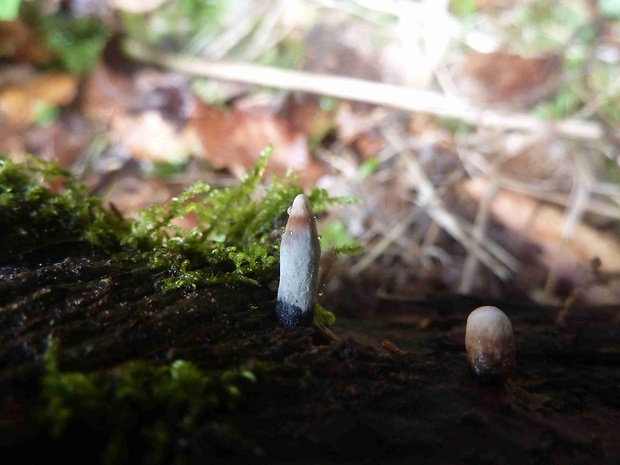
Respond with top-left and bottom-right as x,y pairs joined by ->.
459,179 -> 499,294
495,178 -> 620,221
348,206 -> 421,277
380,126 -> 520,282
125,39 -> 618,143
404,150 -> 516,280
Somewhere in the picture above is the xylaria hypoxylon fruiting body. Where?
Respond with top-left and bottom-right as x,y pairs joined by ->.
465,306 -> 516,383
276,194 -> 320,327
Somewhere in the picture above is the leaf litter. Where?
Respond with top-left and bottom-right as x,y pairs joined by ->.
1,0 -> 620,312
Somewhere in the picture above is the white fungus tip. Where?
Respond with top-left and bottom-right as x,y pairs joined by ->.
465,306 -> 516,383
290,194 -> 313,218
284,194 -> 316,233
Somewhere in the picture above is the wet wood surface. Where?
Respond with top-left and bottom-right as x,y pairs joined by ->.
1,240 -> 619,464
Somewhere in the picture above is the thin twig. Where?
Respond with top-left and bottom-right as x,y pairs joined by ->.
378,122 -> 520,281
459,178 -> 498,294
348,206 -> 421,276
124,39 -> 616,142
399,150 -> 518,281
496,177 -> 620,220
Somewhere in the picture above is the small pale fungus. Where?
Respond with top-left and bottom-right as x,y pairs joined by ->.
465,305 -> 516,383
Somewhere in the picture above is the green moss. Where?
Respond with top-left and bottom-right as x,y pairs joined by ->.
0,155 -> 129,257
120,0 -> 228,50
1,149 -> 355,291
124,147 -> 344,292
1,149 -> 360,331
41,14 -> 113,75
42,341 -> 263,463
1,150 -> 360,330
315,304 -> 336,326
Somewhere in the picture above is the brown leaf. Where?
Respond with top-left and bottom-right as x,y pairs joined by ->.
464,177 -> 620,301
101,175 -> 174,219
278,94 -> 334,142
81,46 -> 196,163
111,111 -> 197,163
0,72 -> 78,127
463,51 -> 562,106
23,112 -> 93,167
0,122 -> 28,155
81,61 -> 138,122
0,20 -> 54,65
335,103 -> 387,158
304,15 -> 383,84
193,99 -> 324,186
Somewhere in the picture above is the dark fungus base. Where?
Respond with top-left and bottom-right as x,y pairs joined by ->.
276,301 -> 314,327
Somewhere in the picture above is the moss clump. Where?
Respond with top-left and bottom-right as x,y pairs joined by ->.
124,147 -> 339,292
0,149 -> 353,290
41,14 -> 113,75
0,155 -> 129,262
42,341 -> 263,464
0,149 -> 357,323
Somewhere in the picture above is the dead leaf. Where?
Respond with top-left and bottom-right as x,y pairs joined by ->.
304,15 -> 383,84
81,60 -> 138,122
462,51 -> 562,106
0,72 -> 78,127
111,110 -> 197,163
464,130 -> 574,188
81,41 -> 196,163
101,175 -> 174,219
23,112 -> 93,167
335,103 -> 387,159
0,20 -> 54,65
193,99 -> 324,186
464,177 -> 620,301
0,125 -> 27,156
278,93 -> 334,142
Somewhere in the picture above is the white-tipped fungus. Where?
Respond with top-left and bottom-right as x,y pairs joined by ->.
465,306 -> 516,382
276,194 -> 320,327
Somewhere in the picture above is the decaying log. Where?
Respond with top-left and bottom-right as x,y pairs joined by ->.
1,229 -> 619,465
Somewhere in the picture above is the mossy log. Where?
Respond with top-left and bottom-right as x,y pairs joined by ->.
1,157 -> 619,464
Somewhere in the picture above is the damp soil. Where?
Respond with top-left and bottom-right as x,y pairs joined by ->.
1,234 -> 619,465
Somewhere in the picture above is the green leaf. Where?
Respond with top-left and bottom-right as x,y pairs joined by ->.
321,220 -> 356,248
42,15 -> 112,75
356,156 -> 380,180
0,0 -> 20,20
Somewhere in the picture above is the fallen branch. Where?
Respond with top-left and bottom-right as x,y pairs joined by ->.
125,39 -> 615,142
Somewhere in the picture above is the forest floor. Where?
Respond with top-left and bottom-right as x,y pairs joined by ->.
1,1 -> 620,463
2,0 -> 620,309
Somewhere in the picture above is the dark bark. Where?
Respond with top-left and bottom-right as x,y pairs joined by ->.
1,237 -> 619,465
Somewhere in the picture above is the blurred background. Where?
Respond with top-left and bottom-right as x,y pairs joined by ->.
1,0 -> 620,317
